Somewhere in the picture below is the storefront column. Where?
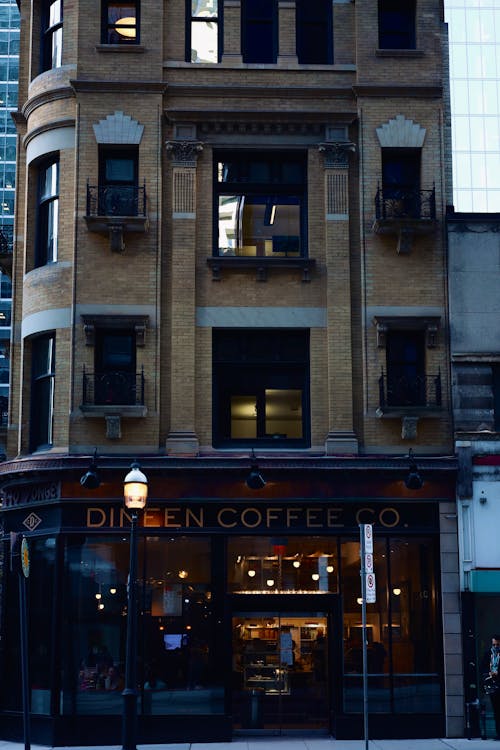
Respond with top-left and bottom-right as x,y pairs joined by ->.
320,142 -> 358,455
165,140 -> 203,455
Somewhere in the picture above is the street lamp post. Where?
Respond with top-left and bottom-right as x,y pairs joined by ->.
122,462 -> 148,750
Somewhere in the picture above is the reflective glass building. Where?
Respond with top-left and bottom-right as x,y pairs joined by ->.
445,0 -> 500,212
0,0 -> 17,442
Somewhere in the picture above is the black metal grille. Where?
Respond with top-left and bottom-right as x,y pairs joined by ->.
86,183 -> 147,218
375,185 -> 436,221
82,369 -> 145,407
379,370 -> 442,409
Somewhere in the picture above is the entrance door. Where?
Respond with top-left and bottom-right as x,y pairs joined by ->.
232,612 -> 330,733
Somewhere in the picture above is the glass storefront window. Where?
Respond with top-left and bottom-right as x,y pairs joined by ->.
1,536 -> 57,714
341,536 -> 441,714
62,534 -> 222,716
227,536 -> 339,594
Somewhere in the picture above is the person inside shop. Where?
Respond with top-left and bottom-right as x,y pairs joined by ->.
104,665 -> 124,691
481,634 -> 500,740
312,627 -> 327,681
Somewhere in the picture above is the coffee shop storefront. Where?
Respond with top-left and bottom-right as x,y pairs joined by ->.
0,457 -> 457,744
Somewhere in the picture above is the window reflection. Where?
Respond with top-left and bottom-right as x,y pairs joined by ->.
342,537 -> 441,714
228,537 -> 339,594
63,535 -> 222,716
190,0 -> 218,63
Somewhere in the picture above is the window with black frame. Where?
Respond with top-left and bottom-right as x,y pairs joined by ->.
378,0 -> 416,50
215,151 -> 306,258
98,146 -> 138,217
213,329 -> 310,447
386,330 -> 426,407
188,0 -> 219,63
296,0 -> 332,64
94,328 -> 137,406
30,334 -> 55,451
36,157 -> 59,267
102,1 -> 139,44
41,0 -> 62,72
241,0 -> 277,63
381,148 -> 421,219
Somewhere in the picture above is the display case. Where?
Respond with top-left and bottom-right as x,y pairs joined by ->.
243,662 -> 290,695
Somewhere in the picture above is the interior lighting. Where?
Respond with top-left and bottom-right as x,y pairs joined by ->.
115,17 -> 136,38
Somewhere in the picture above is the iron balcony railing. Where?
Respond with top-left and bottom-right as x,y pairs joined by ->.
378,370 -> 442,410
86,182 -> 147,218
374,184 -> 436,221
82,368 -> 145,407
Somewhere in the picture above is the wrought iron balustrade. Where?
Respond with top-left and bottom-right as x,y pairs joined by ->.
374,185 -> 436,221
86,183 -> 147,218
82,368 -> 145,407
378,370 -> 442,410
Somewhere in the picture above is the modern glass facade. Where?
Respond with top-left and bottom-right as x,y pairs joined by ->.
445,0 -> 500,212
0,0 -> 17,431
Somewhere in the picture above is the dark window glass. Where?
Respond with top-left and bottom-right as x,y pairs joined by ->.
382,148 -> 421,217
213,329 -> 310,447
493,365 -> 500,431
36,158 -> 59,267
61,535 -> 222,715
378,0 -> 415,50
215,152 -> 307,258
102,1 -> 139,44
342,536 -> 441,713
94,329 -> 136,405
98,146 -> 138,216
188,0 -> 220,63
31,334 -> 55,450
386,331 -> 426,407
296,0 -> 332,64
241,0 -> 277,64
41,0 -> 62,71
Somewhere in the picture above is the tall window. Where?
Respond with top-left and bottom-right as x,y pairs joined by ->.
30,334 -> 55,451
215,152 -> 307,258
102,1 -> 139,44
213,329 -> 310,447
41,0 -> 62,71
378,0 -> 416,50
98,146 -> 138,216
296,0 -> 332,64
382,148 -> 421,218
36,158 -> 59,267
241,0 -> 277,64
94,328 -> 136,405
386,331 -> 426,407
188,0 -> 219,63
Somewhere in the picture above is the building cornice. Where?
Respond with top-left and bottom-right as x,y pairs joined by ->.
23,118 -> 76,150
22,85 -> 75,119
70,79 -> 167,94
353,84 -> 442,98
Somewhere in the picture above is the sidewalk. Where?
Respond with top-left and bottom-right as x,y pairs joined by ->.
0,737 -> 498,750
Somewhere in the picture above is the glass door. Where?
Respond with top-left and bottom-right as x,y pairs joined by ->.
232,613 -> 330,733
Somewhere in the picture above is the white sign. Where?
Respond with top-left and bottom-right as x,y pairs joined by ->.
365,552 -> 373,573
366,572 -> 376,603
364,524 -> 373,553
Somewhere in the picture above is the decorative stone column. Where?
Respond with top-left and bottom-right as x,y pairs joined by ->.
278,0 -> 298,66
319,141 -> 359,455
222,0 -> 243,64
165,139 -> 203,456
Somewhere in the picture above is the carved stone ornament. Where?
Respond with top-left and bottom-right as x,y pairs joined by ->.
166,141 -> 204,167
318,141 -> 356,168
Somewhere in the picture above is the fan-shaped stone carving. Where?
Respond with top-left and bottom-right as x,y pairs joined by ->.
376,115 -> 426,148
93,111 -> 144,144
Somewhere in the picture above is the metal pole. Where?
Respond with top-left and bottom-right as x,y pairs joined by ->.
360,525 -> 369,750
122,510 -> 139,750
18,571 -> 30,750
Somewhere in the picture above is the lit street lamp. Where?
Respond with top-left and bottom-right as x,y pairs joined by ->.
122,462 -> 148,750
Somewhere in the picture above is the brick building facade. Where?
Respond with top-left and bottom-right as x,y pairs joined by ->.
0,1 -> 459,743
